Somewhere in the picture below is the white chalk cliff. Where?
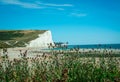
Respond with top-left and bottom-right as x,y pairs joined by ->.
27,30 -> 54,48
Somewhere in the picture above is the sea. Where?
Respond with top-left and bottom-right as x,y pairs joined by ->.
51,44 -> 120,50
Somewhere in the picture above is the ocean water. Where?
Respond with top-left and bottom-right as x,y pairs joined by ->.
52,44 -> 120,50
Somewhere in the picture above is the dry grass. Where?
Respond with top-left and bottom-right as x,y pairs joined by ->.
0,48 -> 120,82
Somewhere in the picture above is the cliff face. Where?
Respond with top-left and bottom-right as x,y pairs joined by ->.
0,30 -> 54,48
27,30 -> 54,48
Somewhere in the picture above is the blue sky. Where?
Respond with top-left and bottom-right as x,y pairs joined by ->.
0,0 -> 120,44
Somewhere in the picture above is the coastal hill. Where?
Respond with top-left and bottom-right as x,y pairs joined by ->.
0,30 -> 54,48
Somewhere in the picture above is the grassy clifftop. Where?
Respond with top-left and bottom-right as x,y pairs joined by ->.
0,30 -> 47,48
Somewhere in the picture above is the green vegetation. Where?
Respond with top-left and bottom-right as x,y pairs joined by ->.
0,41 -> 11,48
0,51 -> 120,82
0,30 -> 46,48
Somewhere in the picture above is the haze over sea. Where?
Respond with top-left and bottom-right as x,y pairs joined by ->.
70,44 -> 120,49
52,44 -> 120,50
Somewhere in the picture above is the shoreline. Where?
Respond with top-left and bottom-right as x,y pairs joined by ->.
0,47 -> 120,60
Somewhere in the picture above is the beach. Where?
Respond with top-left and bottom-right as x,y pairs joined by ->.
0,47 -> 120,59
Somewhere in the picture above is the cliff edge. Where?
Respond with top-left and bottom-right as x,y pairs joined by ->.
0,30 -> 54,48
27,30 -> 54,48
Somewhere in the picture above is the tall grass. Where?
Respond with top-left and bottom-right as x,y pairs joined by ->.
0,50 -> 120,82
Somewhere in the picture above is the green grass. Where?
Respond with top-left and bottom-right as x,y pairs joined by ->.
0,30 -> 47,48
0,51 -> 120,82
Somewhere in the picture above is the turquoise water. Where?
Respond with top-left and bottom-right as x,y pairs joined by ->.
51,44 -> 120,50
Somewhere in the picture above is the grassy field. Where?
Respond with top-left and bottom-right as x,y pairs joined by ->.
0,49 -> 120,82
0,30 -> 46,48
